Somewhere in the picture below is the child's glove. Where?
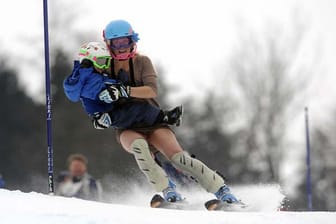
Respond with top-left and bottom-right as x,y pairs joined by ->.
99,86 -> 119,103
92,112 -> 111,129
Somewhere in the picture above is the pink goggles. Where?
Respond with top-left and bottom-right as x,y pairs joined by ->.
109,37 -> 133,50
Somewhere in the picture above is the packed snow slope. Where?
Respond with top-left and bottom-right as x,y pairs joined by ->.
0,187 -> 335,224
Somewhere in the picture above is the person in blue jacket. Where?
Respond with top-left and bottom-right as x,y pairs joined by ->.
63,42 -> 182,130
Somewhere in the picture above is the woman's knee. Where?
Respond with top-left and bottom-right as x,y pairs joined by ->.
119,130 -> 145,152
148,128 -> 183,159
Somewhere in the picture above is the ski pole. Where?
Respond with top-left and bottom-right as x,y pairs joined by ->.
304,107 -> 312,210
43,0 -> 54,195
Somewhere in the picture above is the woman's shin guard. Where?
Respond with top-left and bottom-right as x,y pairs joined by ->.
131,139 -> 169,192
171,151 -> 224,193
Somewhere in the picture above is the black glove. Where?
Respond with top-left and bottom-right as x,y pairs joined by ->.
98,83 -> 131,103
116,84 -> 131,98
92,112 -> 112,129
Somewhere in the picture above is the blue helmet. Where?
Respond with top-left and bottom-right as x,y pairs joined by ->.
104,19 -> 139,42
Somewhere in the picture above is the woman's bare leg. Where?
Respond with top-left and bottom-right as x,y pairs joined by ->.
119,130 -> 145,153
148,128 -> 183,159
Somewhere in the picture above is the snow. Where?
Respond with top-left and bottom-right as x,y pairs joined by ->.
0,187 -> 335,224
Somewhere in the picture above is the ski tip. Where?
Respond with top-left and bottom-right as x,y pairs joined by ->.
150,194 -> 188,210
205,199 -> 221,211
205,199 -> 248,211
150,194 -> 165,208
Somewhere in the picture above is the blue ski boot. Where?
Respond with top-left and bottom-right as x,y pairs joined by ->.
163,180 -> 183,202
215,185 -> 239,203
205,185 -> 246,210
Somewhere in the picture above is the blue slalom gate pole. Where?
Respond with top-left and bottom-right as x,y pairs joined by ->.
43,0 -> 54,195
304,107 -> 312,211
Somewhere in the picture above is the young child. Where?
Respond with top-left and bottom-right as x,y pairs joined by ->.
63,42 -> 182,130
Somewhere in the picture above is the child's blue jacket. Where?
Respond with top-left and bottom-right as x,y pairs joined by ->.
63,61 -> 117,115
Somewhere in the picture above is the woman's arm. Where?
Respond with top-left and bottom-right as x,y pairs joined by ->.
100,55 -> 158,101
129,55 -> 158,99
129,86 -> 157,99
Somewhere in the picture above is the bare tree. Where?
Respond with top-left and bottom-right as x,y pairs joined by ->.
224,15 -> 314,182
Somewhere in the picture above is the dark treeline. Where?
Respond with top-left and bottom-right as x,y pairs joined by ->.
0,59 -> 46,189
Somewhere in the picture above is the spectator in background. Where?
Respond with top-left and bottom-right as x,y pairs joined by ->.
0,174 -> 5,188
56,154 -> 102,201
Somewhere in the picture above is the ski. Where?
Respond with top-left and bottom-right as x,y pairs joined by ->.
150,194 -> 188,210
205,199 -> 248,211
150,194 -> 249,211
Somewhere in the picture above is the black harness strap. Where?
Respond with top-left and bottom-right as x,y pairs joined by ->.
110,58 -> 117,79
129,58 -> 136,87
109,58 -> 136,87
